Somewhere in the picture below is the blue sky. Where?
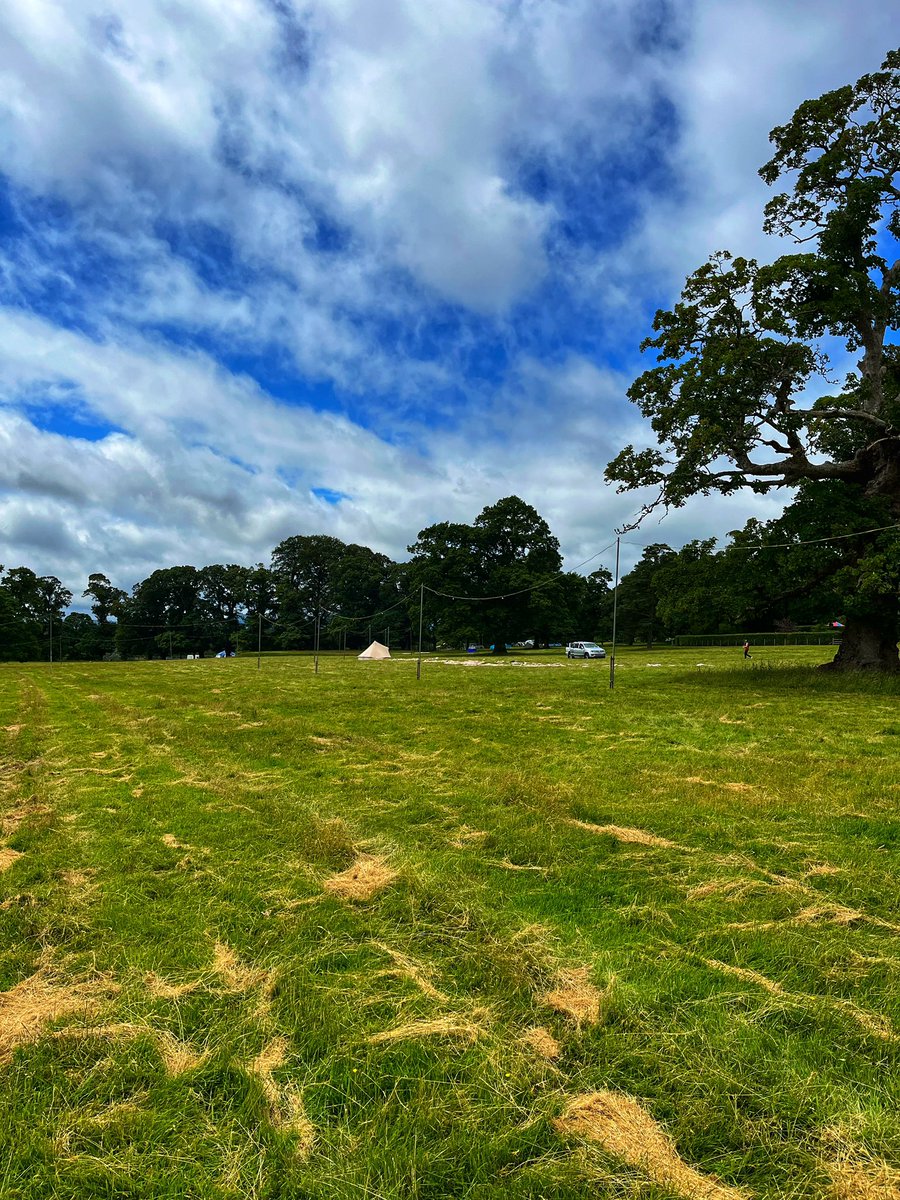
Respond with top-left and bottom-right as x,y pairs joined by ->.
0,0 -> 892,593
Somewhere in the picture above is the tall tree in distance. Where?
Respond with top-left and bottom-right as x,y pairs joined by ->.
410,497 -> 563,654
474,496 -> 562,654
270,535 -> 346,648
83,572 -> 127,657
606,49 -> 900,670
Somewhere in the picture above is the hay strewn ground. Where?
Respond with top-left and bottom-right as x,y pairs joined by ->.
2,647 -> 900,1198
555,1090 -> 747,1199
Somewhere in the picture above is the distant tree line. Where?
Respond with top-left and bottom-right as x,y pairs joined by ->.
0,492 -> 855,662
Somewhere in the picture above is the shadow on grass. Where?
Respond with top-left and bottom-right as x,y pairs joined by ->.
670,662 -> 900,698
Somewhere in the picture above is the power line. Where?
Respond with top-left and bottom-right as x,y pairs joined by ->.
424,541 -> 619,603
623,519 -> 900,554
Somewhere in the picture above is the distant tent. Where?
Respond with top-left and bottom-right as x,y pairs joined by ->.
358,641 -> 391,660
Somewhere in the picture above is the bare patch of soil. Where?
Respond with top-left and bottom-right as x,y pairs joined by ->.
554,1090 -> 747,1199
323,855 -> 397,901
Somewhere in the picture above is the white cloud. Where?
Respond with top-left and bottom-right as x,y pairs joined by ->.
0,0 -> 893,595
617,2 -> 894,293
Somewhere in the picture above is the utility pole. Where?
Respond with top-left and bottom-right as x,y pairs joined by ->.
257,612 -> 262,670
169,628 -> 173,660
609,535 -> 620,690
416,583 -> 424,680
49,614 -> 53,667
314,610 -> 320,674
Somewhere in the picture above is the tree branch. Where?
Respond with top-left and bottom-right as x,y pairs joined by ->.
811,408 -> 893,430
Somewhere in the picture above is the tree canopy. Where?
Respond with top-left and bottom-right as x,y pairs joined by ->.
606,49 -> 900,670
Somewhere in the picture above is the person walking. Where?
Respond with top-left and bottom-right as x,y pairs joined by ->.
742,640 -> 752,659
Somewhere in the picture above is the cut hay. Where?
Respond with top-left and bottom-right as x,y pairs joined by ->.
212,942 -> 271,993
827,1160 -> 900,1199
565,819 -> 679,849
371,943 -> 447,1001
541,966 -> 604,1026
161,833 -> 188,849
323,855 -> 397,901
688,878 -> 762,901
156,1030 -> 206,1075
450,826 -> 487,847
59,869 -> 96,892
0,970 -> 116,1063
488,859 -> 548,872
52,1022 -> 206,1075
794,904 -> 865,926
702,958 -> 783,995
368,1016 -> 481,1044
682,776 -> 755,792
145,972 -> 203,1000
722,904 -> 900,935
702,959 -> 896,1040
554,1091 -> 747,1199
2,800 -> 52,837
830,999 -> 897,1042
246,1037 -> 314,1152
690,868 -> 812,903
520,1026 -> 561,1060
0,847 -> 24,872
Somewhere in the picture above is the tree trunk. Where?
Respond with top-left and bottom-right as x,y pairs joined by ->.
820,613 -> 900,672
492,632 -> 508,655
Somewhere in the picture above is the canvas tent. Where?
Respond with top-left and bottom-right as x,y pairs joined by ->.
358,641 -> 391,660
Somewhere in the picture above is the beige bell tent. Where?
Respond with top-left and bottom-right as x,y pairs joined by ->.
358,641 -> 391,660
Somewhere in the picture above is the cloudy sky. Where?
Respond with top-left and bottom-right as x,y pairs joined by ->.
0,0 -> 892,594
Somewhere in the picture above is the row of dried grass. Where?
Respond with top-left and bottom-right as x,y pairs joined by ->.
0,969 -> 119,1064
246,1037 -> 315,1154
555,1090 -> 747,1200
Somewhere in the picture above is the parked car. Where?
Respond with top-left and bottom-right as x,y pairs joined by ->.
566,641 -> 606,659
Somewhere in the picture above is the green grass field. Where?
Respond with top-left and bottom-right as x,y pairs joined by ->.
2,646 -> 900,1198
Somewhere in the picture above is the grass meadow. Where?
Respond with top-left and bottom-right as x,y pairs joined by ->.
2,645 -> 900,1199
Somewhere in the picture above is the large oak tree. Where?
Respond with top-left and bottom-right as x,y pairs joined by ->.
607,49 -> 900,670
